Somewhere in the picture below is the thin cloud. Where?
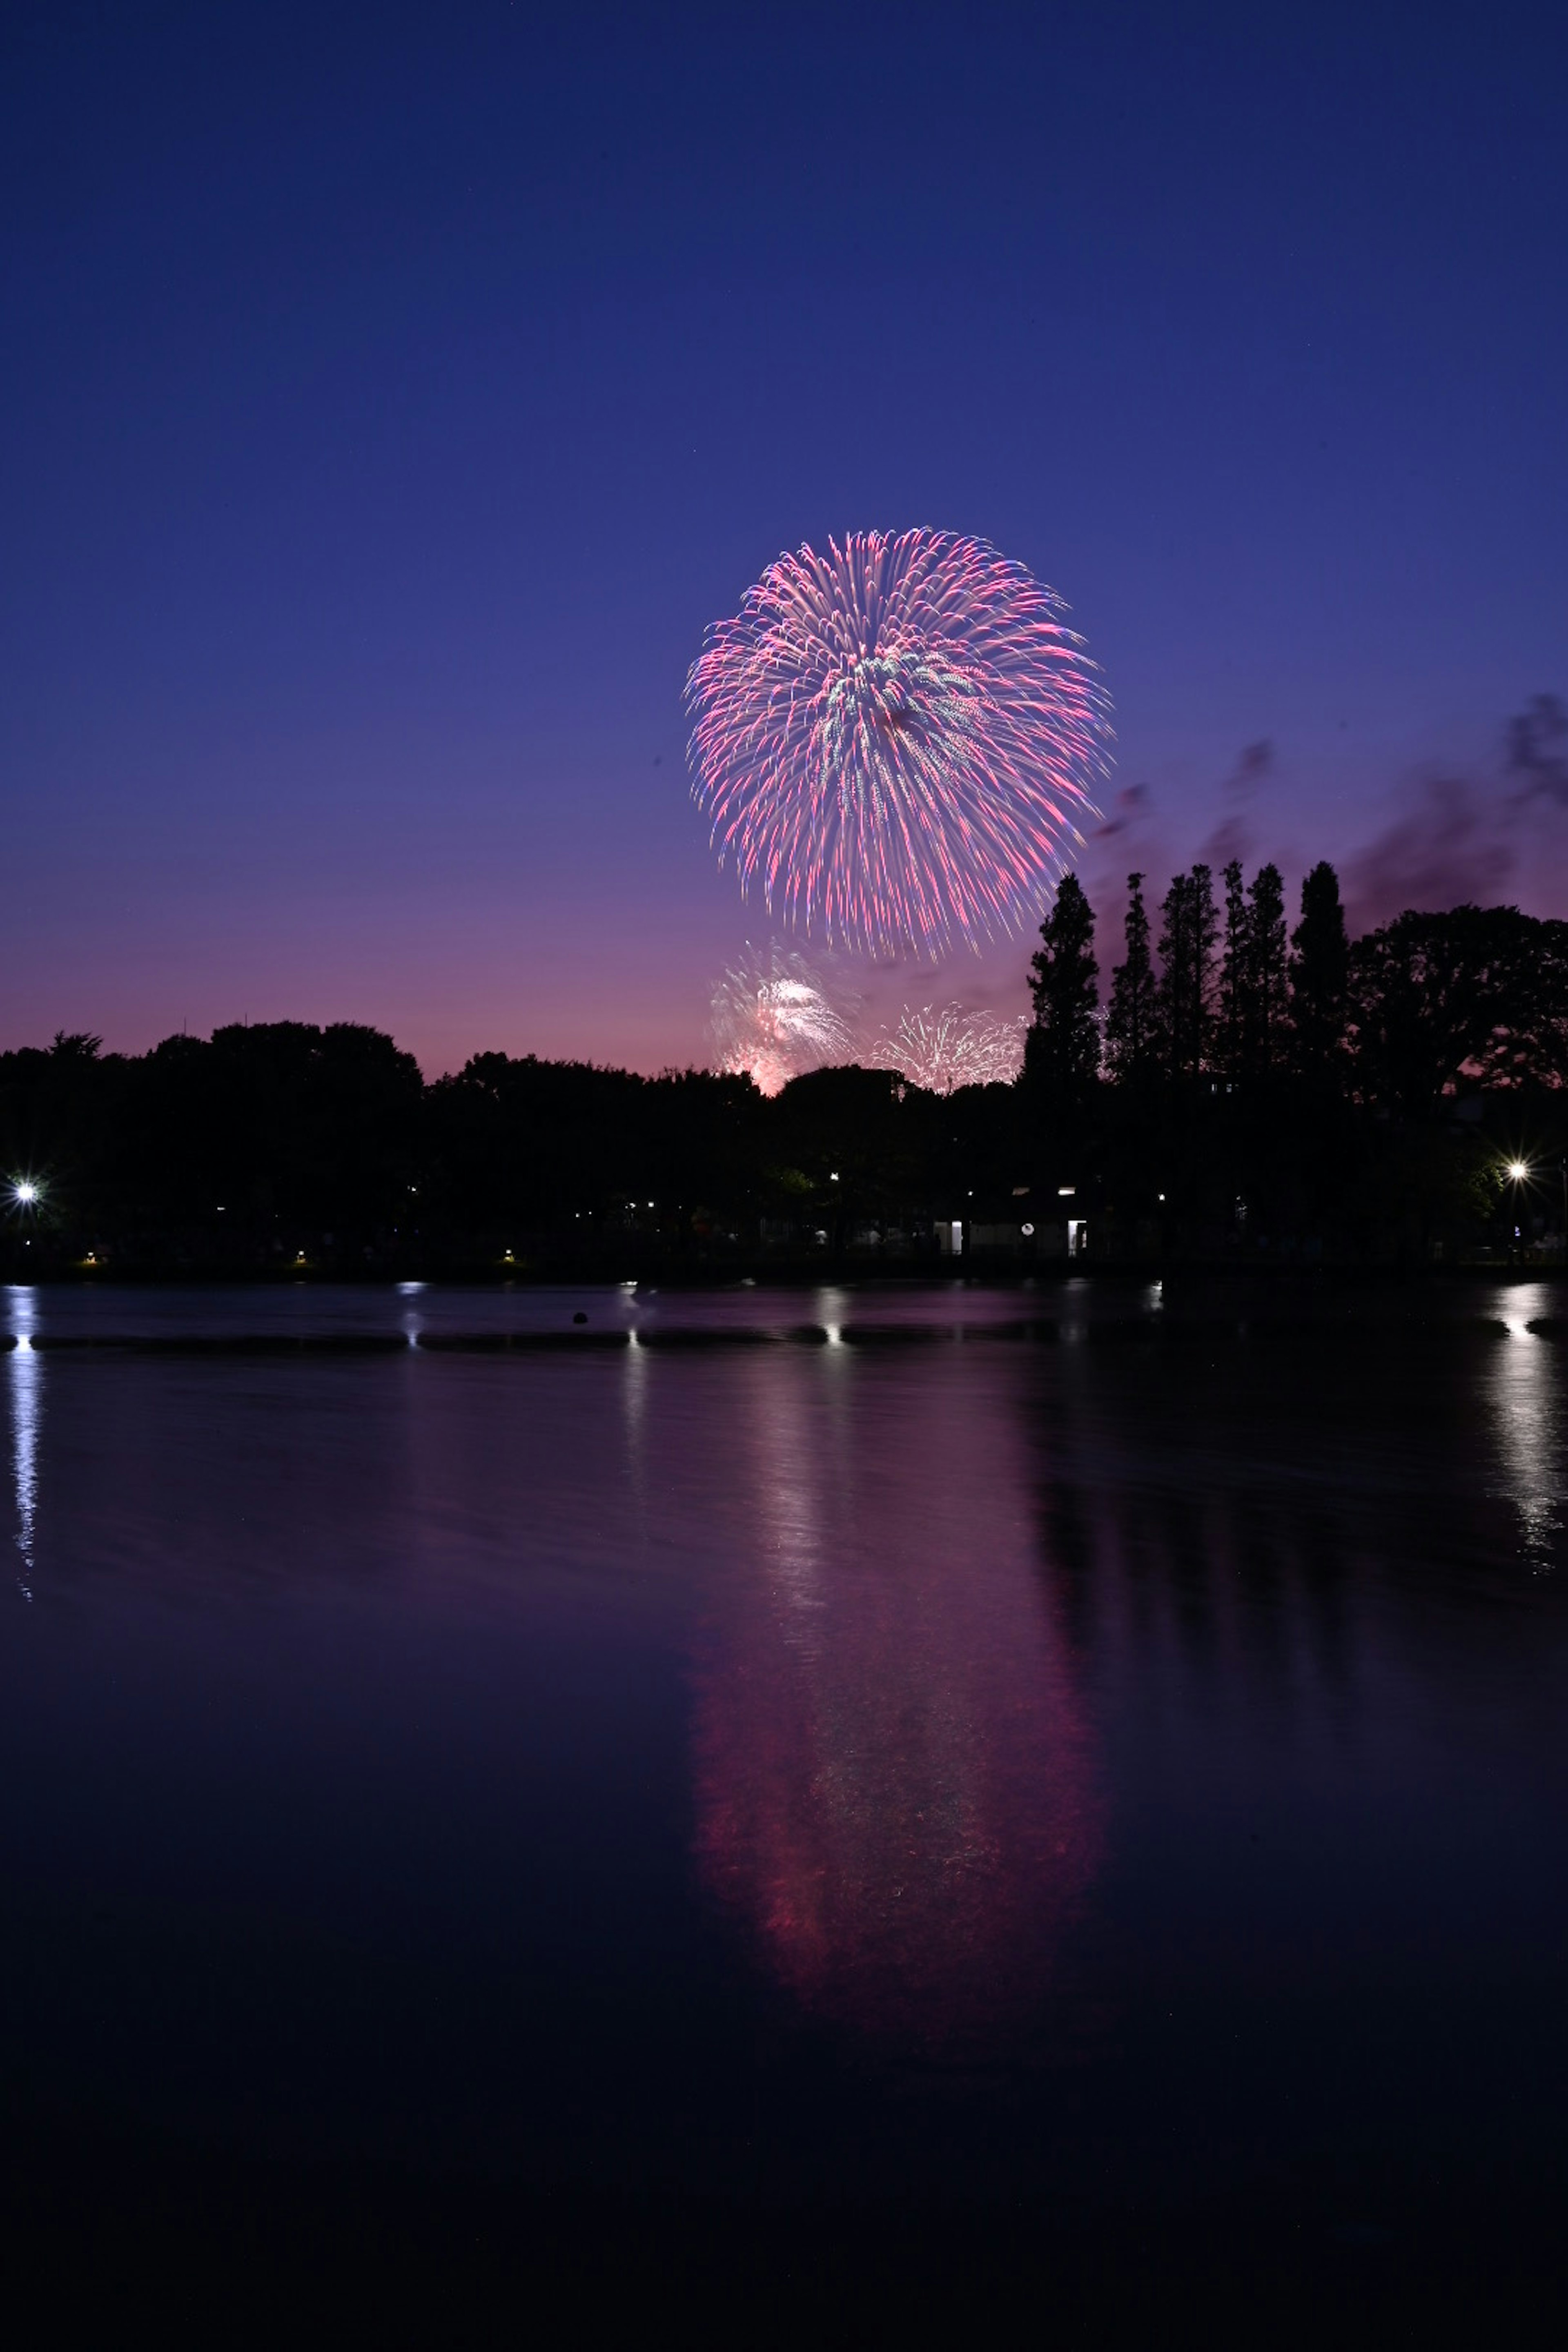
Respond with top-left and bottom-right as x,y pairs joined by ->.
1200,737 -> 1274,868
1506,694 -> 1568,807
1093,782 -> 1151,841
1343,774 -> 1517,932
1223,739 -> 1274,795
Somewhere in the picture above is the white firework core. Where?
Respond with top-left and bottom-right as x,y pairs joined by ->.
869,1004 -> 1027,1096
710,944 -> 856,1097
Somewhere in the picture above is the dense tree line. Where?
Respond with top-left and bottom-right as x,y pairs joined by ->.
1028,862 -> 1568,1258
1031,859 -> 1568,1113
2,868 -> 1564,1276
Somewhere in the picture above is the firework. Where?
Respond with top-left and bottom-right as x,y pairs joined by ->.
870,1003 -> 1027,1095
686,530 -> 1110,957
710,942 -> 855,1097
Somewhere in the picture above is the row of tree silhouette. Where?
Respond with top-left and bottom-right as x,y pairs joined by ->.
1028,860 -> 1568,1112
2,863 -> 1564,1266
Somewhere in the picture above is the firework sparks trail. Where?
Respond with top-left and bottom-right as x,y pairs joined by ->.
870,1004 -> 1027,1095
710,942 -> 856,1097
686,530 -> 1111,957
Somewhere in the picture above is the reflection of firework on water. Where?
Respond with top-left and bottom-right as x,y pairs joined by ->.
871,1003 -> 1027,1095
686,529 -> 1110,957
710,942 -> 855,1097
692,1348 -> 1102,2042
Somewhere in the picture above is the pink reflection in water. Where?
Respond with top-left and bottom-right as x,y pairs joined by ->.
690,1345 -> 1101,2040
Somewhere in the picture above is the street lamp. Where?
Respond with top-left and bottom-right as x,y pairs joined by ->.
1502,1158 -> 1532,1262
13,1182 -> 39,1206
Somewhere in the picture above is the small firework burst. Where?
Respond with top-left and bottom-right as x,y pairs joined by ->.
710,942 -> 856,1097
686,529 -> 1110,956
869,1004 -> 1027,1096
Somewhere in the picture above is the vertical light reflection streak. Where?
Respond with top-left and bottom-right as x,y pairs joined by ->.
1488,1284 -> 1563,1570
621,1328 -> 650,1524
8,1288 -> 40,1601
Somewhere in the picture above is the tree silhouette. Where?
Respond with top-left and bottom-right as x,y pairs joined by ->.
1104,872 -> 1158,1086
1156,864 -> 1218,1082
6,855 -> 1568,1273
1291,862 -> 1350,1072
1026,875 -> 1100,1108
1246,864 -> 1290,1076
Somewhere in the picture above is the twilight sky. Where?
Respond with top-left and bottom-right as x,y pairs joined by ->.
3,1 -> 1565,1074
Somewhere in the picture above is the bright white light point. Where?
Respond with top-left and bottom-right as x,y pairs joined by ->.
13,1183 -> 38,1205
1508,1161 -> 1529,1180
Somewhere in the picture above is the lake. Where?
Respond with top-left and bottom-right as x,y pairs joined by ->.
3,1276 -> 1567,2337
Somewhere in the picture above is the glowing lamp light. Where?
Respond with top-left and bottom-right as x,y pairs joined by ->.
13,1181 -> 39,1205
1507,1160 -> 1530,1181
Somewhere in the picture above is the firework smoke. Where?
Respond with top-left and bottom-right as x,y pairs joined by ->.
710,942 -> 855,1096
686,530 -> 1111,957
870,1003 -> 1027,1095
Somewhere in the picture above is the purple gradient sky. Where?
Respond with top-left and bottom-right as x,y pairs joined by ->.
3,2 -> 1565,1074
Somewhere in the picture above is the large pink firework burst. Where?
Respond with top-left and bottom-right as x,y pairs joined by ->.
686,530 -> 1111,957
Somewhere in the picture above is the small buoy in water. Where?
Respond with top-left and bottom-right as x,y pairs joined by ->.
572,1312 -> 588,1324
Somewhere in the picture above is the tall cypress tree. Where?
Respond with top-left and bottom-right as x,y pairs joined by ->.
1157,864 -> 1218,1081
1247,863 -> 1290,1073
1027,874 -> 1100,1104
1219,861 -> 1291,1079
1219,859 -> 1249,1074
1290,861 -> 1349,1070
1104,872 -> 1158,1084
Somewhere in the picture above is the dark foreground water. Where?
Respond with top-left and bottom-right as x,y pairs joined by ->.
3,1276 -> 1567,2339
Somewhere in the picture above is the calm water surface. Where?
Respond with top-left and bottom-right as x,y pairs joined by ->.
3,1277 -> 1567,2313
